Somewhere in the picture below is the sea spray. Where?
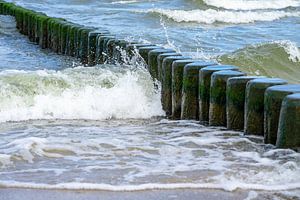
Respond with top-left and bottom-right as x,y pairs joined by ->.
0,65 -> 164,122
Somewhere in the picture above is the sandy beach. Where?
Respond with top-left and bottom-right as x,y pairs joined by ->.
0,188 -> 252,200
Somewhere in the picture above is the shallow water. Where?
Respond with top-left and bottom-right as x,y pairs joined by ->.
1,119 -> 300,193
0,0 -> 300,199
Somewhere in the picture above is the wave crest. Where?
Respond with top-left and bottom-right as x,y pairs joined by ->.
218,40 -> 300,83
203,0 -> 300,11
144,9 -> 300,24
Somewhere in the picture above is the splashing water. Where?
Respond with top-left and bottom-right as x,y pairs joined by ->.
0,66 -> 164,122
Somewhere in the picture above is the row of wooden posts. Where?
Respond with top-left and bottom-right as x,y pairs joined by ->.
0,1 -> 299,150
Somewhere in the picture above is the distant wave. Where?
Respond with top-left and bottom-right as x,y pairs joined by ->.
111,0 -> 139,4
218,40 -> 300,83
144,9 -> 300,24
203,0 -> 300,10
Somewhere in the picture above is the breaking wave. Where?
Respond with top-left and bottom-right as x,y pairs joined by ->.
0,66 -> 164,122
144,9 -> 300,24
202,0 -> 300,11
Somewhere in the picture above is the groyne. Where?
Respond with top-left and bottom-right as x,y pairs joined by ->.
0,1 -> 299,150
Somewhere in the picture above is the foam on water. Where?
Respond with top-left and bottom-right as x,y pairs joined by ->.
203,0 -> 300,11
111,0 -> 139,4
144,9 -> 300,24
0,120 -> 299,193
0,66 -> 164,122
0,181 -> 300,192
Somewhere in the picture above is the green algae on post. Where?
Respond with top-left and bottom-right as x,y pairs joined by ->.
161,56 -> 190,116
88,30 -> 109,66
79,27 -> 96,64
59,22 -> 71,55
245,78 -> 287,136
95,34 -> 115,64
172,59 -> 206,119
113,39 -> 131,64
199,65 -> 239,123
157,52 -> 182,81
138,46 -> 161,65
209,70 -> 246,127
66,24 -> 82,57
181,61 -> 217,120
106,38 -> 127,64
51,18 -> 66,53
102,35 -> 117,63
125,43 -> 153,60
276,93 -> 300,149
148,48 -> 175,79
37,14 -> 50,49
264,84 -> 300,145
226,76 -> 265,131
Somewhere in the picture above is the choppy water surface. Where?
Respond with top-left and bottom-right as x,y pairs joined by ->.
6,0 -> 300,82
0,0 -> 300,199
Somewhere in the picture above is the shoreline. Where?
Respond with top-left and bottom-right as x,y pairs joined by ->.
1,187 -> 299,200
0,188 -> 250,200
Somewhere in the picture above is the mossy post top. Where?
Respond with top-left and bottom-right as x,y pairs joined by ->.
248,78 -> 288,85
138,45 -> 161,50
162,56 -> 191,62
127,43 -> 153,48
149,48 -> 175,54
285,93 -> 300,101
158,52 -> 182,58
211,70 -> 246,77
201,65 -> 240,72
228,76 -> 266,82
266,84 -> 300,94
172,59 -> 204,65
184,61 -> 217,68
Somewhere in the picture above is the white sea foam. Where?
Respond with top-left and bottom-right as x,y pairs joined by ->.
0,66 -> 164,122
0,181 -> 300,192
145,9 -> 300,24
0,121 -> 299,192
203,0 -> 300,11
111,0 -> 139,4
0,154 -> 12,167
244,191 -> 258,200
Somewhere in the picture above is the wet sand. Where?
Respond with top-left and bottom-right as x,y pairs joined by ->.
0,188 -> 250,200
